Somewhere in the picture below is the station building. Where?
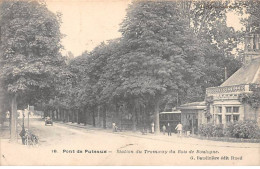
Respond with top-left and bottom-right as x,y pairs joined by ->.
179,33 -> 260,134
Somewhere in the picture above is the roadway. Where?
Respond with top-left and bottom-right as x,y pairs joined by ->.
1,118 -> 259,165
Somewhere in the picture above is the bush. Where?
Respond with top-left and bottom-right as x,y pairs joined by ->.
199,123 -> 224,137
225,120 -> 260,139
212,124 -> 224,137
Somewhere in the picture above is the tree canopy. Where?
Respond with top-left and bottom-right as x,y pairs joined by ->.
0,0 -> 65,108
1,0 -> 253,134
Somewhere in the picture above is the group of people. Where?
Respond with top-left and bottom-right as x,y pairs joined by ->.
162,122 -> 183,136
111,121 -> 183,136
150,122 -> 183,136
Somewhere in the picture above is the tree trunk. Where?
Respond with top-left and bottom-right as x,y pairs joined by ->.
132,110 -> 137,131
77,109 -> 80,124
119,105 -> 123,130
67,110 -> 70,122
64,109 -> 67,122
57,108 -> 59,120
71,109 -> 74,123
131,100 -> 137,131
115,104 -> 120,126
63,109 -> 65,122
97,106 -> 100,127
92,107 -> 96,127
44,111 -> 47,118
84,106 -> 87,125
103,106 -> 107,129
10,94 -> 17,142
52,110 -> 55,120
154,100 -> 160,135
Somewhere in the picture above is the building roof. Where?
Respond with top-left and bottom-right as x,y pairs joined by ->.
221,58 -> 260,87
178,101 -> 206,110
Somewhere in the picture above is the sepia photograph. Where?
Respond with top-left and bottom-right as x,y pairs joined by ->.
0,0 -> 260,166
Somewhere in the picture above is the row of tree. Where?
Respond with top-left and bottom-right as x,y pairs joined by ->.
0,0 -> 258,139
52,1 -> 243,133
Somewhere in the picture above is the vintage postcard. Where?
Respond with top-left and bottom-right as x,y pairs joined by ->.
0,0 -> 260,166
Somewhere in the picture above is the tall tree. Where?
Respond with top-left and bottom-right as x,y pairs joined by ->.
0,0 -> 64,141
117,0 -> 207,133
234,0 -> 260,33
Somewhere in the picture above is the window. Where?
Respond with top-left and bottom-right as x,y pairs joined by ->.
218,115 -> 222,124
160,114 -> 167,120
226,115 -> 231,123
226,107 -> 232,113
253,35 -> 257,49
233,115 -> 239,122
176,114 -> 181,121
233,107 -> 239,113
218,107 -> 222,113
207,117 -> 211,123
169,114 -> 174,120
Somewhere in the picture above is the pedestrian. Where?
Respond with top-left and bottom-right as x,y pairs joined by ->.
162,125 -> 166,135
167,123 -> 171,136
112,122 -> 116,132
151,122 -> 154,134
175,122 -> 183,137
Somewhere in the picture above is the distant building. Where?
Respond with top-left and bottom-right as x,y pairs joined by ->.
18,106 -> 35,118
179,33 -> 260,132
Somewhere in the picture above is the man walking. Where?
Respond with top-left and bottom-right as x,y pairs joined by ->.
167,123 -> 171,136
151,122 -> 155,134
162,125 -> 166,135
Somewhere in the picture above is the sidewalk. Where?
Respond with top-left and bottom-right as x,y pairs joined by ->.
54,120 -> 260,149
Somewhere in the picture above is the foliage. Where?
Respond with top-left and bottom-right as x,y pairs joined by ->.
0,0 -> 247,131
178,0 -> 242,103
0,0 -> 65,108
57,0 -> 243,130
234,0 -> 260,34
199,123 -> 224,137
238,87 -> 260,109
205,96 -> 213,118
199,123 -> 214,137
119,1 -> 210,106
225,121 -> 260,139
199,121 -> 260,139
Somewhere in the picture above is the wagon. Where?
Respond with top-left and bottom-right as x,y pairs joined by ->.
45,117 -> 53,126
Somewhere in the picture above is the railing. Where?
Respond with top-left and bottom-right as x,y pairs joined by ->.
206,84 -> 259,95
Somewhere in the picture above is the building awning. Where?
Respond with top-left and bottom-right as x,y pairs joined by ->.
160,111 -> 181,114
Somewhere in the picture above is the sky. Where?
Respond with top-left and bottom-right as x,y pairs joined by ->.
46,0 -> 131,57
46,0 -> 244,57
